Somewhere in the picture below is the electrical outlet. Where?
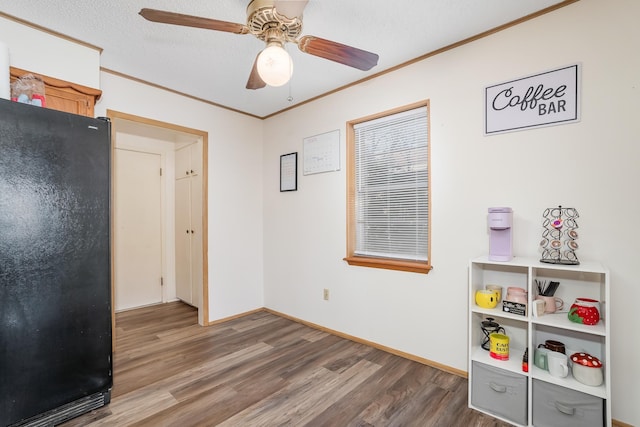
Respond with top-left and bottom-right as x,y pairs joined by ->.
323,288 -> 329,301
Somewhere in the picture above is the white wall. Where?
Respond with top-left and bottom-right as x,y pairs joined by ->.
0,15 -> 99,88
261,0 -> 639,424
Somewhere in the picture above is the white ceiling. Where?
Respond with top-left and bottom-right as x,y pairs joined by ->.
0,0 -> 570,118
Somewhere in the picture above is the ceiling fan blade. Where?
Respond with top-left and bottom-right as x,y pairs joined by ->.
246,53 -> 267,90
274,0 -> 309,19
298,36 -> 379,71
139,8 -> 248,34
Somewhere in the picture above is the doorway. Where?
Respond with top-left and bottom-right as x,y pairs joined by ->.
108,110 -> 209,344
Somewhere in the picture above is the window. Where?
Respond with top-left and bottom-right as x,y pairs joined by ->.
345,101 -> 431,274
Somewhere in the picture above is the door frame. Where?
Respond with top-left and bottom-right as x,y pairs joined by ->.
107,110 -> 209,350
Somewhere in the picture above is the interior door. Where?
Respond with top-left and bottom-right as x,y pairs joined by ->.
114,148 -> 163,311
175,176 -> 192,304
190,172 -> 203,309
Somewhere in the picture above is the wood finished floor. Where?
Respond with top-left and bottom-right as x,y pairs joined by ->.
62,302 -> 510,427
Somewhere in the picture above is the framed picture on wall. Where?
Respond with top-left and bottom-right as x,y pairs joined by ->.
280,152 -> 297,192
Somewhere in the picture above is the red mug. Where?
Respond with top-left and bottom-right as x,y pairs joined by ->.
568,298 -> 600,325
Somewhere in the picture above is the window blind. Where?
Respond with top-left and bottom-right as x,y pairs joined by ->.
353,106 -> 429,261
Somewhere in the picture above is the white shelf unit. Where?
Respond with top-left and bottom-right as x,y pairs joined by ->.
468,256 -> 610,427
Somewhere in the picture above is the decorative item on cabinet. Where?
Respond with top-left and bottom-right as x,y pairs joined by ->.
475,289 -> 499,309
480,317 -> 505,351
539,339 -> 566,354
10,73 -> 46,106
489,332 -> 510,360
503,300 -> 527,316
571,352 -> 604,386
506,286 -> 528,303
532,299 -> 545,317
485,284 -> 503,302
568,298 -> 601,325
539,205 -> 580,265
503,286 -> 527,316
547,350 -> 570,378
534,346 -> 550,370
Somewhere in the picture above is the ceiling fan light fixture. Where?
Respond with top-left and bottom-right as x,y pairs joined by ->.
140,4 -> 378,91
257,43 -> 293,87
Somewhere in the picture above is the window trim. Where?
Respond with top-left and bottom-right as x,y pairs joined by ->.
344,100 -> 432,274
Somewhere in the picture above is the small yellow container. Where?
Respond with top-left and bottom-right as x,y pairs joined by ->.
489,333 -> 510,360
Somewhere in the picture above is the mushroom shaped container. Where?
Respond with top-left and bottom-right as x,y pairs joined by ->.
571,352 -> 603,386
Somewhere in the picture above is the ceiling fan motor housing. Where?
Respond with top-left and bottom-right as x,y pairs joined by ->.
246,0 -> 303,43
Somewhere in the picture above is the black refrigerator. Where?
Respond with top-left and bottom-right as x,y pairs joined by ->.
0,99 -> 112,426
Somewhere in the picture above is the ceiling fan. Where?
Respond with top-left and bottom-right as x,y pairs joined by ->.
139,0 -> 379,89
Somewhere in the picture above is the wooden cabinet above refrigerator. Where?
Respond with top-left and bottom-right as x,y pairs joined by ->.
10,66 -> 102,117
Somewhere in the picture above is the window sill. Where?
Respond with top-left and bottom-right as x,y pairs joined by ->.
343,256 -> 432,274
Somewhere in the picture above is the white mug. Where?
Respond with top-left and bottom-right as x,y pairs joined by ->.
532,299 -> 545,317
547,351 -> 569,378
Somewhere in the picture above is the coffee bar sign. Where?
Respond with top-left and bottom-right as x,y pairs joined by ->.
485,64 -> 580,135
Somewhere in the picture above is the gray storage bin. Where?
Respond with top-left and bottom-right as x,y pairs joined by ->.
533,379 -> 604,427
471,361 -> 528,425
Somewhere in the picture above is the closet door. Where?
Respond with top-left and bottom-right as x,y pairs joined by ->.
175,177 -> 192,304
176,143 -> 200,179
176,144 -> 192,179
174,142 -> 202,308
190,172 -> 203,309
114,149 -> 163,310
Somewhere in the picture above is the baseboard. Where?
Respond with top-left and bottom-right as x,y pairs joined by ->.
612,420 -> 634,427
206,307 -> 265,326
262,307 -> 467,378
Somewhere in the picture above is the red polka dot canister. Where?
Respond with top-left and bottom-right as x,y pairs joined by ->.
571,352 -> 603,386
568,298 -> 600,325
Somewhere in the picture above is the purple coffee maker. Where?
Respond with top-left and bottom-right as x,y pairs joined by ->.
488,207 -> 513,261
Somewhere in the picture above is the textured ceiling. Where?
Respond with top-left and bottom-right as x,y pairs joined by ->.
0,0 -> 570,118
